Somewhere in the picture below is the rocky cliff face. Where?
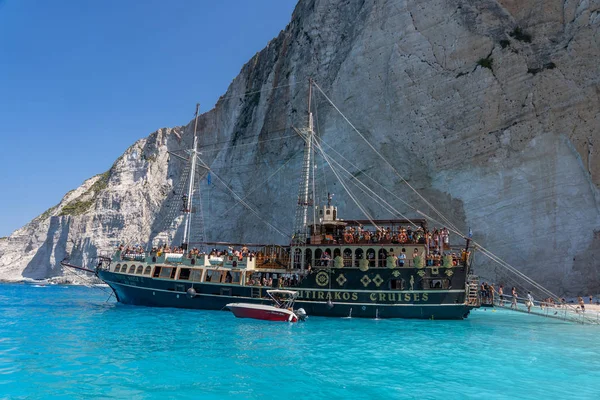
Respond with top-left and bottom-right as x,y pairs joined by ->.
1,0 -> 598,295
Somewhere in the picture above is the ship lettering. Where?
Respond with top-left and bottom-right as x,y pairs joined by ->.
293,290 -> 428,303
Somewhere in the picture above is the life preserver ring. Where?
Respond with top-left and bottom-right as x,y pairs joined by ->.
344,233 -> 353,243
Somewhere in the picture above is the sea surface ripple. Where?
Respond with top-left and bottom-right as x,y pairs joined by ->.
1,283 -> 599,399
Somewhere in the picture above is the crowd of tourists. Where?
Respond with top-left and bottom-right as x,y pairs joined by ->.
314,247 -> 470,268
118,243 -> 260,261
246,273 -> 303,288
340,225 -> 451,246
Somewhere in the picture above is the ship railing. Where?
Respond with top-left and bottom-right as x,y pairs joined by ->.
121,253 -> 146,261
493,294 -> 600,325
165,253 -> 184,262
254,254 -> 291,270
314,259 -> 464,269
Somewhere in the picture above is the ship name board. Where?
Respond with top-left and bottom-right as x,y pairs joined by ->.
296,290 -> 430,302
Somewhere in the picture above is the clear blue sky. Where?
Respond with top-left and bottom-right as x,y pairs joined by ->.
0,0 -> 297,237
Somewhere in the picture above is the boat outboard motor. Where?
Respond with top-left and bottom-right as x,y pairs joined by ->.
186,287 -> 197,299
296,308 -> 308,321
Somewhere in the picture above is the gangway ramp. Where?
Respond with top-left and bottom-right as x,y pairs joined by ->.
490,295 -> 600,325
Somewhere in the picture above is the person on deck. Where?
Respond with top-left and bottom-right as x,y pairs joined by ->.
398,250 -> 406,267
578,296 -> 585,312
511,287 -> 518,309
526,292 -> 534,313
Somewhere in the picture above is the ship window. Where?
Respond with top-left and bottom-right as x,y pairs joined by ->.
366,248 -> 375,267
231,271 -> 241,284
427,279 -> 450,289
304,249 -> 312,269
205,270 -> 223,282
128,265 -> 136,274
170,268 -> 177,279
152,267 -> 161,277
159,267 -> 173,279
114,264 -> 121,273
326,209 -> 331,215
190,270 -> 202,282
144,266 -> 151,275
343,248 -> 352,267
378,249 -> 387,268
354,249 -> 363,267
179,268 -> 191,280
390,279 -> 404,290
122,264 -> 128,273
314,248 -> 322,263
293,248 -> 302,269
136,265 -> 143,274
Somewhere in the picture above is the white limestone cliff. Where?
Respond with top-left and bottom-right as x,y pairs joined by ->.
0,0 -> 598,295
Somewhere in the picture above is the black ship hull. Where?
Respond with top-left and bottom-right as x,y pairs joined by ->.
98,268 -> 473,320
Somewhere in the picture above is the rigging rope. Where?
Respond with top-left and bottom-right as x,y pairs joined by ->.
216,82 -> 300,102
311,80 -> 566,302
312,81 -> 461,235
307,131 -> 379,230
220,149 -> 304,215
198,133 -> 297,154
196,158 -> 291,239
316,142 -> 419,226
317,139 -> 421,228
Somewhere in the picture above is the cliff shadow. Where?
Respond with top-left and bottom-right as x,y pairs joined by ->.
22,216 -> 70,279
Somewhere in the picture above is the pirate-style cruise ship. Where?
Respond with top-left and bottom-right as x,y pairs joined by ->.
63,81 -> 477,319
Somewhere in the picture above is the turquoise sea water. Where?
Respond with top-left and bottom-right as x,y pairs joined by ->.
1,283 -> 599,399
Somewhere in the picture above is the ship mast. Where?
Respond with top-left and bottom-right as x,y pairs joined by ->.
292,79 -> 315,245
182,103 -> 200,249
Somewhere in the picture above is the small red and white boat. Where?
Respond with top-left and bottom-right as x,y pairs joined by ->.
226,290 -> 307,322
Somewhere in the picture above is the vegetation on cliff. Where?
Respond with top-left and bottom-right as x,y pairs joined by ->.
59,171 -> 111,216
